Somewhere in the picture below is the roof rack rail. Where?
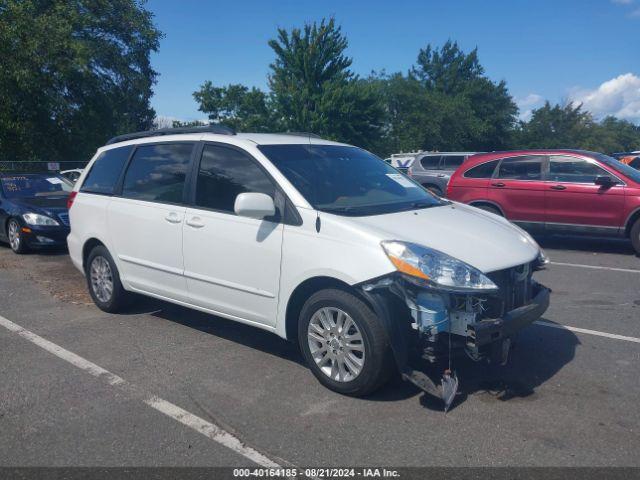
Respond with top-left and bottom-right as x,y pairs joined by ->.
106,125 -> 236,145
279,131 -> 322,139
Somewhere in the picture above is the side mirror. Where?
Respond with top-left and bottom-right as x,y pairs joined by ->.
234,192 -> 275,219
594,176 -> 616,187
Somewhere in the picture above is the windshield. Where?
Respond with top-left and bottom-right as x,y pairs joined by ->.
589,152 -> 640,184
0,174 -> 73,199
259,144 -> 444,216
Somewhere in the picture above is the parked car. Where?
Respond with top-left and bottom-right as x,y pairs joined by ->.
60,168 -> 84,183
408,152 -> 479,196
68,126 -> 549,408
387,152 -> 422,175
0,172 -> 73,253
447,150 -> 640,254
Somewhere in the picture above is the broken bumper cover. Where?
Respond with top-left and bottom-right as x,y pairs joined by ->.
358,269 -> 550,409
467,283 -> 550,349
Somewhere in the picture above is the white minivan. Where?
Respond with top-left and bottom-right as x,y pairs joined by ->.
68,126 -> 550,406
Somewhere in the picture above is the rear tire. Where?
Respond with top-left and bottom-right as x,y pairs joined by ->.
631,219 -> 640,255
298,288 -> 394,396
7,218 -> 29,254
85,245 -> 131,313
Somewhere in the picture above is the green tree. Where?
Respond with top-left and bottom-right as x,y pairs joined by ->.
516,102 -> 640,152
171,120 -> 207,128
592,116 -> 640,153
407,41 -> 518,150
412,40 -> 484,95
0,0 -> 161,164
193,82 -> 274,132
267,18 -> 385,150
375,73 -> 478,154
516,102 -> 596,149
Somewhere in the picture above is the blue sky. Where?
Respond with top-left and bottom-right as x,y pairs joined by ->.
147,0 -> 640,123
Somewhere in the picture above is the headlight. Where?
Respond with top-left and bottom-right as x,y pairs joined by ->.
22,213 -> 59,226
381,240 -> 498,293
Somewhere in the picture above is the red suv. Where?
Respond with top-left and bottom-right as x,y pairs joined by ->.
447,150 -> 640,254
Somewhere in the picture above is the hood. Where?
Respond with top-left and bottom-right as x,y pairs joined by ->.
345,203 -> 540,273
11,196 -> 69,216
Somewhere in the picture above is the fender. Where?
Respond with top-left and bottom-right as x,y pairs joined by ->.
357,275 -> 442,399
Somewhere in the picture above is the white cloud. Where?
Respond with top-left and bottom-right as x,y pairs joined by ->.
611,0 -> 633,4
630,7 -> 640,16
516,93 -> 545,121
569,73 -> 640,123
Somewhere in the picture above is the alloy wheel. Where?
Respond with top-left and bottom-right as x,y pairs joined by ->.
307,307 -> 365,382
8,220 -> 20,251
90,256 -> 114,303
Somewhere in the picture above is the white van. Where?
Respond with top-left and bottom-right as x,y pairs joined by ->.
68,126 -> 549,407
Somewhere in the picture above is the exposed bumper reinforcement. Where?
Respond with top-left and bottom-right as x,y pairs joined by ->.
466,284 -> 550,349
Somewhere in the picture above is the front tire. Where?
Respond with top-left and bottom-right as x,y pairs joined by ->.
85,245 -> 131,313
631,219 -> 640,255
298,289 -> 394,396
7,218 -> 28,254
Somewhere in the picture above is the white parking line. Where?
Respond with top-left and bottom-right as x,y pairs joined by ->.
549,261 -> 640,274
534,320 -> 640,344
0,314 -> 282,468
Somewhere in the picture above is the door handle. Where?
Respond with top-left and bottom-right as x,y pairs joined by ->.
550,185 -> 566,191
436,174 -> 446,178
164,213 -> 182,224
186,217 -> 205,228
491,182 -> 505,187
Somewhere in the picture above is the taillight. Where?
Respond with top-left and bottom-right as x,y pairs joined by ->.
67,191 -> 78,209
446,179 -> 453,198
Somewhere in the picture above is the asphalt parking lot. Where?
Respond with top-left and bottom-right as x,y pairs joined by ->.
0,236 -> 639,468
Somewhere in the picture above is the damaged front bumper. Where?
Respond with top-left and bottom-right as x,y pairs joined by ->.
467,285 -> 549,351
358,262 -> 550,409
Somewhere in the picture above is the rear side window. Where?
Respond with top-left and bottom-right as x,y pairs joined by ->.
630,157 -> 640,170
548,156 -> 615,183
122,143 -> 193,203
441,155 -> 465,169
195,144 -> 275,213
497,156 -> 543,181
463,160 -> 499,178
81,146 -> 132,194
420,156 -> 441,169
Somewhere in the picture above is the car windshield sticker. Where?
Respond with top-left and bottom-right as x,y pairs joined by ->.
46,177 -> 63,185
386,173 -> 417,188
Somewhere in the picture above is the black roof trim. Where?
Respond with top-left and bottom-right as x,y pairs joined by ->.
106,125 -> 236,145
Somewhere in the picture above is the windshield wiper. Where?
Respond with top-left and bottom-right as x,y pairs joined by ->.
320,206 -> 359,214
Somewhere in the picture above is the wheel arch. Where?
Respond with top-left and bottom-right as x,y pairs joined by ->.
284,276 -> 374,342
468,200 -> 505,216
82,237 -> 107,270
624,207 -> 640,237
